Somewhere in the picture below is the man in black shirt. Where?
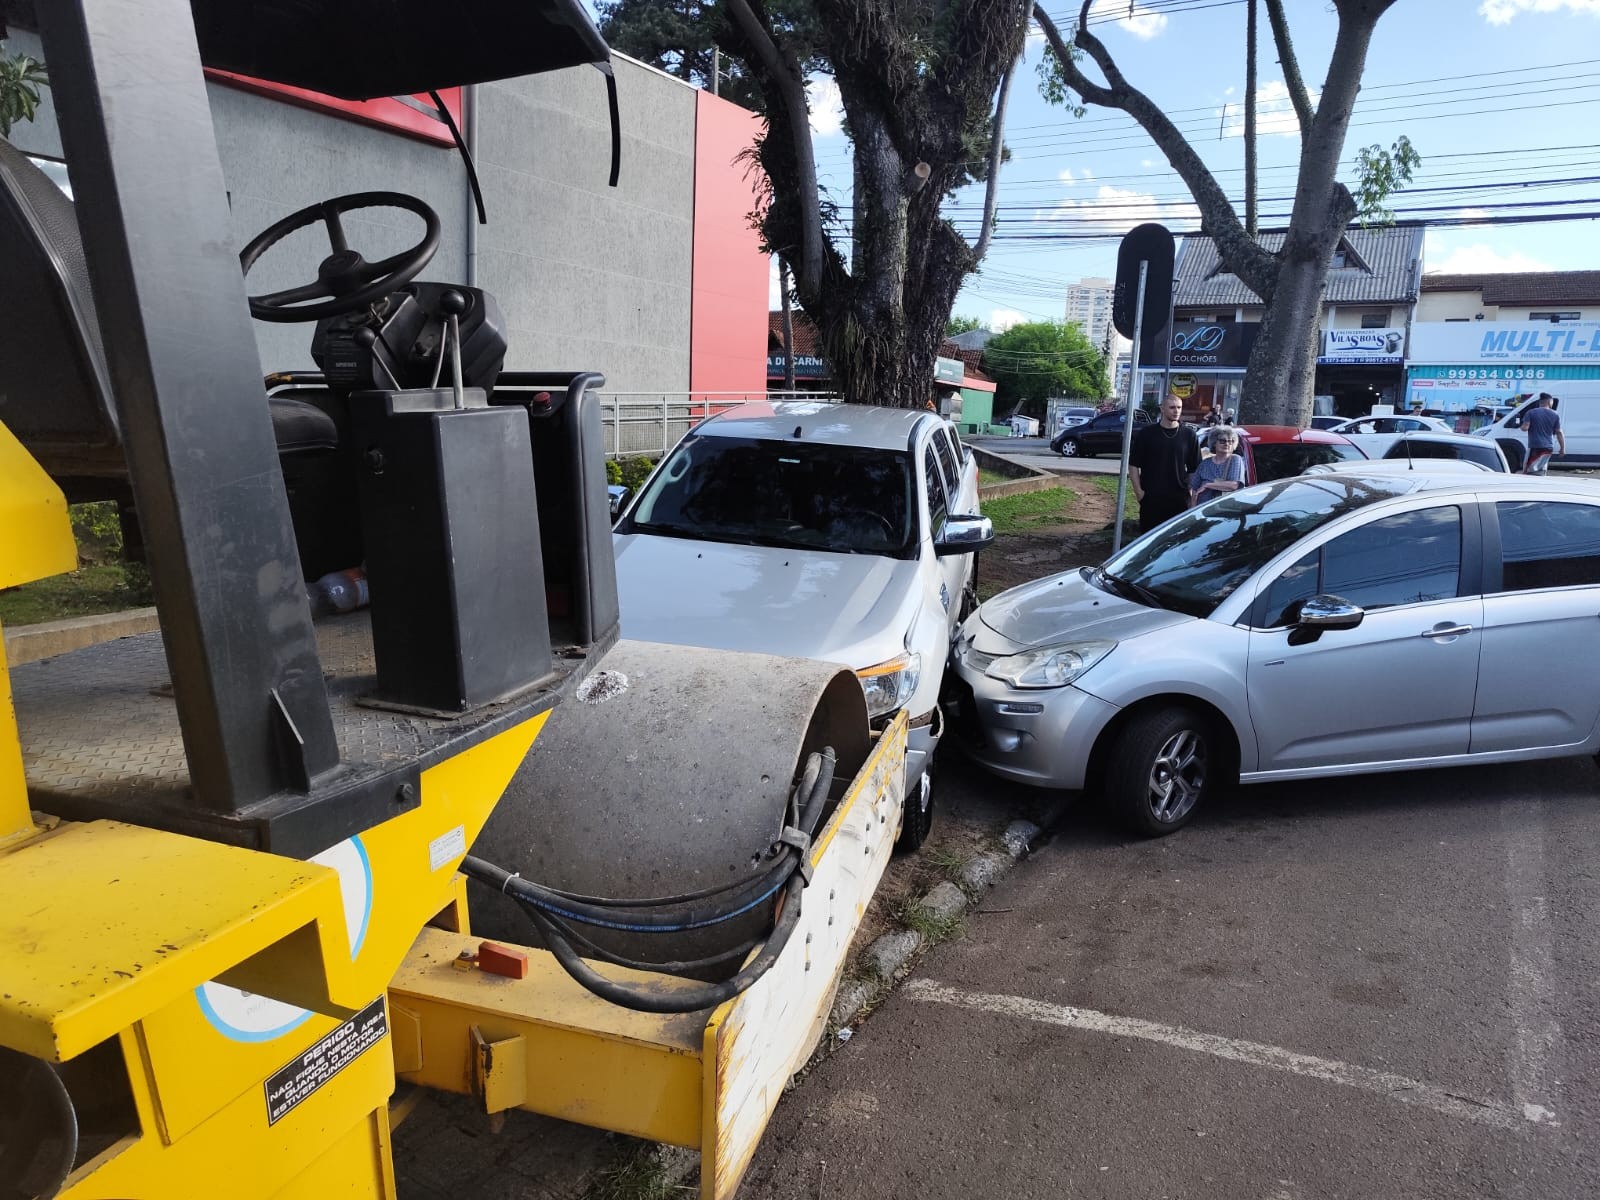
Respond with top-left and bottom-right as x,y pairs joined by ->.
1128,393 -> 1201,534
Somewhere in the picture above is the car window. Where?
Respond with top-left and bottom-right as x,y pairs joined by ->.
1251,442 -> 1365,482
1256,506 -> 1464,625
1496,501 -> 1600,591
1097,476 -> 1420,619
924,445 -> 949,537
622,434 -> 915,557
932,428 -> 960,497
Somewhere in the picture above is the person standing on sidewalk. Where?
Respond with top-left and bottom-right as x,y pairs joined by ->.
1129,394 -> 1201,535
1522,393 -> 1564,474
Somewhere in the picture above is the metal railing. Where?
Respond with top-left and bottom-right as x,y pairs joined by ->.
599,391 -> 841,458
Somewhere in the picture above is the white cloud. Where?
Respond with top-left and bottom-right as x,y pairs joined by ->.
1224,86 -> 1236,97
1221,80 -> 1316,139
1140,159 -> 1155,167
807,76 -> 844,138
1034,183 -> 1199,236
1024,27 -> 1047,60
990,308 -> 1029,332
1088,0 -> 1169,39
769,256 -> 782,309
1059,168 -> 1075,182
1424,241 -> 1554,274
1481,0 -> 1600,24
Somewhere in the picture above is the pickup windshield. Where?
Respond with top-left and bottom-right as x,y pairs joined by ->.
621,434 -> 916,557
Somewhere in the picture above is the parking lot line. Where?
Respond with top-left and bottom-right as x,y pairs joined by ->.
1504,803 -> 1563,1127
903,979 -> 1553,1131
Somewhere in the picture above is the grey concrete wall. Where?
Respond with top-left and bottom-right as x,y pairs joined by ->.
6,29 -> 697,390
475,59 -> 697,393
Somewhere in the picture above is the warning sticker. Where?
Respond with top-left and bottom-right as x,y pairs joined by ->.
264,997 -> 388,1125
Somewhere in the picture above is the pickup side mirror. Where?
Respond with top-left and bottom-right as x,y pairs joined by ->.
1287,593 -> 1365,645
936,514 -> 995,556
607,484 -> 630,521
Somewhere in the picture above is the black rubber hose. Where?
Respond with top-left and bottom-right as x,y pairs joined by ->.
523,876 -> 806,1014
539,909 -> 764,977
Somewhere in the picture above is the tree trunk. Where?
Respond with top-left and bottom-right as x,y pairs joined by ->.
1240,249 -> 1326,424
780,258 -> 796,391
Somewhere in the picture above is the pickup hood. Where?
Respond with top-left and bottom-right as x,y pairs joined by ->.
973,567 -> 1190,653
613,533 -> 922,667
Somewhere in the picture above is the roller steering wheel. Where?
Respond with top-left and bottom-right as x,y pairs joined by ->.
239,191 -> 441,323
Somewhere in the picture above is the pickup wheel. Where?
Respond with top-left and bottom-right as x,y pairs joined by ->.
897,764 -> 935,852
1106,705 -> 1216,837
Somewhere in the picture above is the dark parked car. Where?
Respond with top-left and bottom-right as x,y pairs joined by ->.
1051,407 -> 1150,457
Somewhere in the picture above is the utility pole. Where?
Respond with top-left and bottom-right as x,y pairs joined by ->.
780,259 -> 796,392
1244,0 -> 1258,237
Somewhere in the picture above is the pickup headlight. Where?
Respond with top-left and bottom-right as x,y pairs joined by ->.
984,641 -> 1115,690
856,652 -> 922,719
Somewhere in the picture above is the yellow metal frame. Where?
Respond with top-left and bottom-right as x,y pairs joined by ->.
389,712 -> 908,1200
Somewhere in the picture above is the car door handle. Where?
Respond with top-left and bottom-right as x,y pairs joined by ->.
1420,624 -> 1473,638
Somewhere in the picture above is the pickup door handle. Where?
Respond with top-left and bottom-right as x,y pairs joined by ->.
1420,624 -> 1473,638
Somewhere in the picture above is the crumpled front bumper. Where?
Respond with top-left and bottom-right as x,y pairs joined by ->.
945,653 -> 1117,790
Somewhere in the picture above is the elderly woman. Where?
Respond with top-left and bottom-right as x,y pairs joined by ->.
1189,426 -> 1246,506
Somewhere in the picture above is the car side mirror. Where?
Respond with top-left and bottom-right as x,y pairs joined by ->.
607,484 -> 630,521
1287,593 -> 1364,645
936,514 -> 995,555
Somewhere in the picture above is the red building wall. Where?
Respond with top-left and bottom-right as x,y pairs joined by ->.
689,92 -> 768,398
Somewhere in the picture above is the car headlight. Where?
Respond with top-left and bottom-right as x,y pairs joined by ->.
856,652 -> 922,719
984,641 -> 1115,690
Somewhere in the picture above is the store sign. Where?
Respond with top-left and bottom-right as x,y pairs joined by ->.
934,357 -> 965,385
1402,364 -> 1600,413
1320,327 -> 1405,364
1143,321 -> 1259,369
767,354 -> 827,378
1409,320 -> 1600,365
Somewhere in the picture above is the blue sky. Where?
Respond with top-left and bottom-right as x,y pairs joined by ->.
792,0 -> 1600,329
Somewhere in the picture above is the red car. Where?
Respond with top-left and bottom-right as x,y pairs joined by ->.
1217,425 -> 1368,484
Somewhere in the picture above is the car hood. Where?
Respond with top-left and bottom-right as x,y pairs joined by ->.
613,533 -> 922,666
974,567 -> 1189,652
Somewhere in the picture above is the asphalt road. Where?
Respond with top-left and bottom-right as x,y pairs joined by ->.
739,754 -> 1600,1200
969,435 -> 1123,476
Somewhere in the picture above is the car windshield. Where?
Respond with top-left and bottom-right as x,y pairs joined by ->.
620,434 -> 916,557
1252,441 -> 1365,482
1094,476 -> 1417,618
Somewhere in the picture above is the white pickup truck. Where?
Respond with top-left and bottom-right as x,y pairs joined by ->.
612,400 -> 992,848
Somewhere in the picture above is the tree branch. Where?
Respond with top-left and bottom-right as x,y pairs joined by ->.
1035,5 -> 1277,300
973,1 -> 1031,263
724,0 -> 824,294
1262,0 -> 1313,139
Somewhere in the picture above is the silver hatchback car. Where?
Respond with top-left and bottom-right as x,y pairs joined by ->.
950,470 -> 1600,835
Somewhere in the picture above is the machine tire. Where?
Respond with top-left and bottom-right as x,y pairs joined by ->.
1106,706 -> 1216,837
1496,439 -> 1526,472
898,764 -> 936,852
1059,439 -> 1080,458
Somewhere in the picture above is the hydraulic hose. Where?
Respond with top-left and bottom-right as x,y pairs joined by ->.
461,747 -> 836,1013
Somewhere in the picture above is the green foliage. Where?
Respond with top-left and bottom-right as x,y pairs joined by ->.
982,321 -> 1107,416
618,455 -> 656,492
0,45 -> 48,137
1035,43 -> 1086,119
946,314 -> 985,336
1353,136 -> 1422,226
980,487 -> 1078,535
585,1141 -> 692,1200
605,458 -> 623,486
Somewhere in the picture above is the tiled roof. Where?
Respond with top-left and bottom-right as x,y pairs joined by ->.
1419,270 -> 1600,305
1173,223 -> 1426,308
768,311 -> 821,355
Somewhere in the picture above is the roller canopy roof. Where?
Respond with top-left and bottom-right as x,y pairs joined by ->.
194,0 -> 610,99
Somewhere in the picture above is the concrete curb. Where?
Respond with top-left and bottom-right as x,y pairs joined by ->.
972,445 -> 1059,501
3,607 -> 159,667
828,817 -> 1041,1030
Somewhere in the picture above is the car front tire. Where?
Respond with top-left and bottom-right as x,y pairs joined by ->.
897,765 -> 935,852
1060,439 -> 1080,458
1106,706 -> 1216,836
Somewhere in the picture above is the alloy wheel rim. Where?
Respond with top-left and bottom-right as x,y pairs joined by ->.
1147,728 -> 1206,823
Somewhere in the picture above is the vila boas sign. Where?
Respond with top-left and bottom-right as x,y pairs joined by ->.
1321,328 -> 1405,363
1142,321 -> 1259,369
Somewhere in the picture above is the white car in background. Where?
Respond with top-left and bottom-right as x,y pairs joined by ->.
1329,414 -> 1454,435
613,401 -> 993,849
1343,430 -> 1511,472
